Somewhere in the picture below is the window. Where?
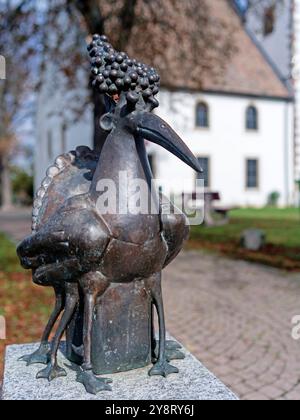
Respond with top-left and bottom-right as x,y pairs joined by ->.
234,0 -> 248,16
47,130 -> 53,160
0,55 -> 6,80
246,106 -> 258,130
197,157 -> 210,188
196,102 -> 209,128
246,159 -> 259,189
264,5 -> 276,36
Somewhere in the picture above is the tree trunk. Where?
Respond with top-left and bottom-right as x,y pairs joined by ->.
116,0 -> 138,51
72,0 -> 107,151
73,0 -> 137,152
0,156 -> 13,211
72,0 -> 105,34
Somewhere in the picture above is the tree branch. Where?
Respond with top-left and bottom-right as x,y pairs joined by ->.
116,0 -> 138,50
69,0 -> 105,34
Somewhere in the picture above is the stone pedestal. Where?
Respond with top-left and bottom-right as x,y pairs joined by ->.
1,342 -> 238,400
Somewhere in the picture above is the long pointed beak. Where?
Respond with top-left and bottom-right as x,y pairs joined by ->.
136,113 -> 203,173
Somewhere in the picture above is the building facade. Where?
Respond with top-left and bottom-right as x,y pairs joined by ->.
293,0 -> 300,182
148,90 -> 293,207
244,0 -> 300,186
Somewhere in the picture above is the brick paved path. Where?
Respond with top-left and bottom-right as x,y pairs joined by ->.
163,252 -> 300,400
1,210 -> 300,400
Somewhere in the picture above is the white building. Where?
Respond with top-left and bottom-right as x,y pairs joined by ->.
149,90 -> 293,208
35,0 -> 295,208
294,1 -> 300,181
243,0 -> 300,187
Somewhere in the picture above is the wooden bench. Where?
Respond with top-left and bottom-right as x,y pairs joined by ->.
187,191 -> 236,226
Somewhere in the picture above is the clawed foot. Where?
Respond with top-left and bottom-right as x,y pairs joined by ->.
166,349 -> 185,362
36,362 -> 67,382
165,340 -> 182,351
154,340 -> 182,351
19,343 -> 50,366
148,360 -> 179,378
153,340 -> 185,362
76,370 -> 112,395
72,344 -> 84,358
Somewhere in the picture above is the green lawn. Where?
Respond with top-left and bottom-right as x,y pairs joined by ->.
0,234 -> 52,382
189,208 -> 300,270
230,207 -> 300,222
0,233 -> 25,273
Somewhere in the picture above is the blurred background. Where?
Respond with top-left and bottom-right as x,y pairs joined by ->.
1,0 -> 300,400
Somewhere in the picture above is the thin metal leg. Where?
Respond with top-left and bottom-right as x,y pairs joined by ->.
76,273 -> 112,395
153,282 -> 166,363
151,303 -> 157,359
148,273 -> 179,377
36,283 -> 78,381
82,292 -> 96,371
41,286 -> 65,344
19,285 -> 65,366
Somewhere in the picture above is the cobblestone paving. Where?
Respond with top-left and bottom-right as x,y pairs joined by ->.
163,251 -> 300,400
1,211 -> 300,400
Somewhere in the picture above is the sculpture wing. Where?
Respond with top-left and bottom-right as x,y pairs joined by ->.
32,146 -> 99,233
17,146 -> 104,276
18,198 -> 111,282
160,194 -> 190,268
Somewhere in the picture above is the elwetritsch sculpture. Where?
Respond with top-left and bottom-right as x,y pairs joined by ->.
17,35 -> 202,395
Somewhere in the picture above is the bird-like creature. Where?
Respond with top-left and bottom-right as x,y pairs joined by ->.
17,35 -> 202,394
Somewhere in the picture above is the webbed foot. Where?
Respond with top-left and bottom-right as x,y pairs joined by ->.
76,370 -> 112,395
165,340 -> 182,351
153,340 -> 185,362
166,349 -> 185,362
36,362 -> 67,382
148,360 -> 179,378
19,343 -> 50,366
154,339 -> 182,351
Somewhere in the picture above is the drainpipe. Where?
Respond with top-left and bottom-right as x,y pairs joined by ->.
284,101 -> 290,207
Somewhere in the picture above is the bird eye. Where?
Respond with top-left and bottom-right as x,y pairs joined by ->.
100,113 -> 115,132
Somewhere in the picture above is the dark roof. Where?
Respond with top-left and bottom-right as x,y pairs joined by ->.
199,0 -> 291,99
157,0 -> 291,99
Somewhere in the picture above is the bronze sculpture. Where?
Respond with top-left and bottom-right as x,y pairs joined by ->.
17,35 -> 202,395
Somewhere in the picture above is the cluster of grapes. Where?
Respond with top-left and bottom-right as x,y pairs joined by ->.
88,34 -> 160,108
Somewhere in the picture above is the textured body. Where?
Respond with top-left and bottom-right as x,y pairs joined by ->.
17,34 -> 201,394
20,143 -> 189,375
24,143 -> 188,285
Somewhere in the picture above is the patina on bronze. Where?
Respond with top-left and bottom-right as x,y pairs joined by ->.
17,35 -> 202,395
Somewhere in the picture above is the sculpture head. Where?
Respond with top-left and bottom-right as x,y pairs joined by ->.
88,35 -> 202,173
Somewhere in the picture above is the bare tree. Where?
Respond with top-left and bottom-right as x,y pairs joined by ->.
0,0 -> 37,210
0,0 -> 285,195
67,0 -> 236,148
1,0 -> 237,154
58,0 -> 286,148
